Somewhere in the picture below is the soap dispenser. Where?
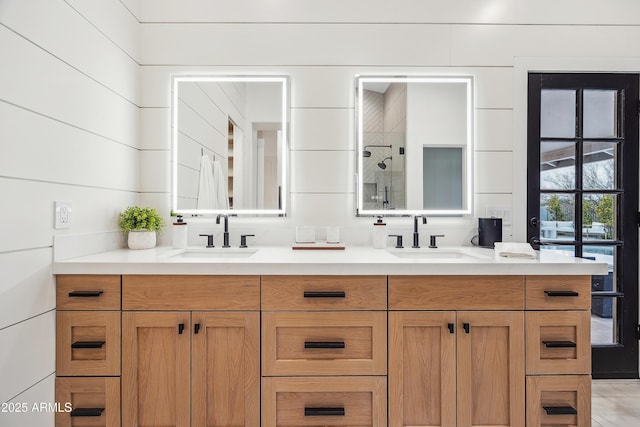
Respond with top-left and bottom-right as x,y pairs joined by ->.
172,215 -> 188,248
372,216 -> 387,249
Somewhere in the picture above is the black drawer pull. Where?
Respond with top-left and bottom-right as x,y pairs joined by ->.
543,405 -> 577,415
71,341 -> 105,349
178,323 -> 185,335
544,290 -> 579,297
194,323 -> 201,334
68,290 -> 103,297
304,407 -> 345,417
463,323 -> 470,334
543,340 -> 577,348
303,291 -> 346,298
448,323 -> 454,334
304,341 -> 345,349
70,407 -> 105,417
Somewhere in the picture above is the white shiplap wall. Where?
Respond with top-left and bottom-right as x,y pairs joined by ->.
137,1 -> 640,246
0,0 -> 139,424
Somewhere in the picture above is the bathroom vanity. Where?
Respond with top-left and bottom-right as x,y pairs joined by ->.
53,247 -> 604,427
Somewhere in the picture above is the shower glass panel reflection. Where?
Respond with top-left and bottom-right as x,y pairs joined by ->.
361,83 -> 406,210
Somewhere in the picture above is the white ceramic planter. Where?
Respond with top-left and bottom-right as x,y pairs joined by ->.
127,230 -> 157,250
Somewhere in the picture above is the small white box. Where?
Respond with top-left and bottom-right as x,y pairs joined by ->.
326,226 -> 340,243
295,226 -> 316,243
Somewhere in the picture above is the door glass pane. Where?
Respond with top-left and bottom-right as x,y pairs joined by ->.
540,141 -> 576,189
583,90 -> 618,138
591,297 -> 617,344
582,194 -> 617,240
587,245 -> 617,345
583,141 -> 617,190
541,90 -> 576,138
540,194 -> 575,240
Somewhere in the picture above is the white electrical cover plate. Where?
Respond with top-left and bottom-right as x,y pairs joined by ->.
55,201 -> 72,229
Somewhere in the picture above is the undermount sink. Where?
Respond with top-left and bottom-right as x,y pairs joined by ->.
169,248 -> 258,259
386,248 -> 490,260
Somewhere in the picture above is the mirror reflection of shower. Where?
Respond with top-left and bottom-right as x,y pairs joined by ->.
363,144 -> 391,158
362,142 -> 397,210
378,156 -> 392,170
361,84 -> 407,210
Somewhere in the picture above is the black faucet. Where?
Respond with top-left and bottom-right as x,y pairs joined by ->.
412,215 -> 427,248
216,214 -> 231,248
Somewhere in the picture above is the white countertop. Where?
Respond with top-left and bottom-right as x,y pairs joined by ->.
53,245 -> 608,276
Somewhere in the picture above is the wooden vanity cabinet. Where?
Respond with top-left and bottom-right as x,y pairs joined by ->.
388,276 -> 526,427
56,272 -> 592,427
55,275 -> 121,427
261,275 -> 388,427
121,275 -> 260,427
524,275 -> 592,427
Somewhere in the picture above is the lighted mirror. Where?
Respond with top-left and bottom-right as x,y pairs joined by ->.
172,75 -> 289,215
356,75 -> 473,216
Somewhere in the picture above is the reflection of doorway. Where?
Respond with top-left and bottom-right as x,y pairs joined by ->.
255,129 -> 280,210
527,73 -> 639,378
228,120 -> 234,208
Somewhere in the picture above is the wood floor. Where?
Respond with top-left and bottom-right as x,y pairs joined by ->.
592,379 -> 640,426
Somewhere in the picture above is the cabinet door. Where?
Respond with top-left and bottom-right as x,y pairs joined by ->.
457,311 -> 525,427
122,312 -> 191,427
389,312 -> 456,427
192,312 -> 260,427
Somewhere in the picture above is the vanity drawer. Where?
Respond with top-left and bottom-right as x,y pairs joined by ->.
262,311 -> 387,376
56,311 -> 121,376
57,275 -> 121,311
122,275 -> 259,310
262,376 -> 387,427
526,276 -> 590,310
526,311 -> 590,375
526,375 -> 591,427
389,275 -> 524,310
55,377 -> 120,427
262,275 -> 387,310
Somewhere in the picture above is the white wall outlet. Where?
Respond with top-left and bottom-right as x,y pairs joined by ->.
55,201 -> 72,229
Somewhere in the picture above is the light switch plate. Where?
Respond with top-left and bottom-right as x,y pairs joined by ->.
486,206 -> 512,225
55,201 -> 72,229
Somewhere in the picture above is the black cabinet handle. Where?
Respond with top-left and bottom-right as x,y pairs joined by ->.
68,290 -> 103,297
303,291 -> 346,298
178,323 -> 185,335
543,405 -> 577,415
70,408 -> 105,417
71,341 -> 105,349
194,323 -> 201,334
463,323 -> 470,334
448,323 -> 455,334
543,340 -> 577,348
544,290 -> 579,297
304,341 -> 345,349
304,407 -> 345,417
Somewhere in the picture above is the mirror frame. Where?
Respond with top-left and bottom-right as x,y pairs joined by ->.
355,75 -> 474,216
171,75 -> 289,216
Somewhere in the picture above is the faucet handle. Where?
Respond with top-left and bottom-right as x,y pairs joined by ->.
389,234 -> 404,249
429,234 -> 445,249
199,234 -> 215,248
240,234 -> 255,248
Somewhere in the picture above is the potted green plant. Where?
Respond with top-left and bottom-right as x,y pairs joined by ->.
119,206 -> 165,249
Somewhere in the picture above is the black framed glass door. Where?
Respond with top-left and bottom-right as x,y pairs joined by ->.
527,73 -> 639,378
